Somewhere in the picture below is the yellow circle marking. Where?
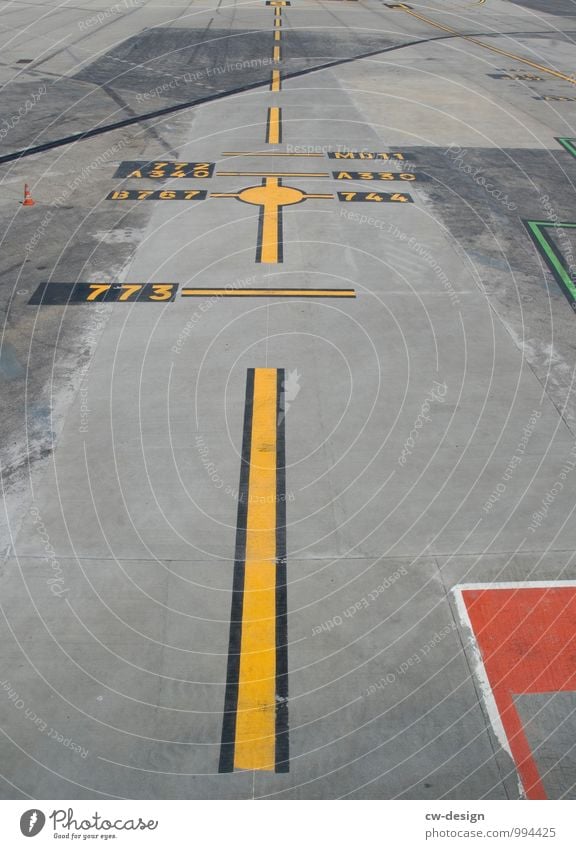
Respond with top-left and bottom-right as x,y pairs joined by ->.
237,182 -> 305,208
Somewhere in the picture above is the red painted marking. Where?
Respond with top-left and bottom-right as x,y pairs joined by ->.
462,586 -> 576,800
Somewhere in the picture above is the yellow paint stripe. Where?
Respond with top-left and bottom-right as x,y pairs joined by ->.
260,176 -> 280,264
271,69 -> 281,91
234,367 -> 278,771
274,18 -> 282,27
274,29 -> 281,41
222,152 -> 323,158
273,44 -> 281,62
217,171 -> 330,177
181,288 -> 355,297
398,5 -> 576,85
266,107 -> 281,144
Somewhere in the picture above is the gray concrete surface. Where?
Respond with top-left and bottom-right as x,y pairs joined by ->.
1,0 -> 576,799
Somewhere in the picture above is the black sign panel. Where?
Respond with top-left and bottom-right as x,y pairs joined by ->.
328,152 -> 412,160
106,189 -> 207,201
113,161 -> 214,179
29,283 -> 178,305
337,191 -> 413,203
333,171 -> 421,181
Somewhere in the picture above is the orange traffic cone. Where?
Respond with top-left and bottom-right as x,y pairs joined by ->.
22,184 -> 35,206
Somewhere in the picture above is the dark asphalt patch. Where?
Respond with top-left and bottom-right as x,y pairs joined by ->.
0,170 -> 152,501
73,27 -> 397,99
507,0 -> 576,17
414,145 -> 575,288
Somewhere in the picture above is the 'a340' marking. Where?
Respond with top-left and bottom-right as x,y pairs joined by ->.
113,161 -> 214,179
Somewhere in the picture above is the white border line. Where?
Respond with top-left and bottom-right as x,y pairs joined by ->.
454,581 -> 576,591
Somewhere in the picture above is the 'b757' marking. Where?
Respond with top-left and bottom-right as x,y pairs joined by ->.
338,191 -> 413,203
328,152 -> 411,160
334,171 -> 419,181
29,283 -> 178,304
107,189 -> 207,201
113,161 -> 214,179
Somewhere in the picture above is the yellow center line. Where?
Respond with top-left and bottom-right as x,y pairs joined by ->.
234,367 -> 278,771
209,180 -> 334,265
273,44 -> 281,62
260,176 -> 281,264
266,107 -> 282,144
397,4 -> 576,85
270,68 -> 281,91
274,29 -> 281,41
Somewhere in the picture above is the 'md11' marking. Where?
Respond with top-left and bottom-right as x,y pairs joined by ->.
107,189 -> 207,201
113,161 -> 214,179
338,191 -> 413,203
328,152 -> 411,161
333,171 -> 419,182
29,282 -> 178,305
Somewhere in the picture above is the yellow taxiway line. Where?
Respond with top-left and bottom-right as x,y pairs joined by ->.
394,4 -> 576,84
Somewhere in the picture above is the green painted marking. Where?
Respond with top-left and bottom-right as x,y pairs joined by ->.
557,137 -> 576,159
525,220 -> 576,307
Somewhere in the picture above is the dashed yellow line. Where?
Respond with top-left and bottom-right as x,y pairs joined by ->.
273,44 -> 281,62
266,107 -> 282,144
395,5 -> 576,85
270,69 -> 281,91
